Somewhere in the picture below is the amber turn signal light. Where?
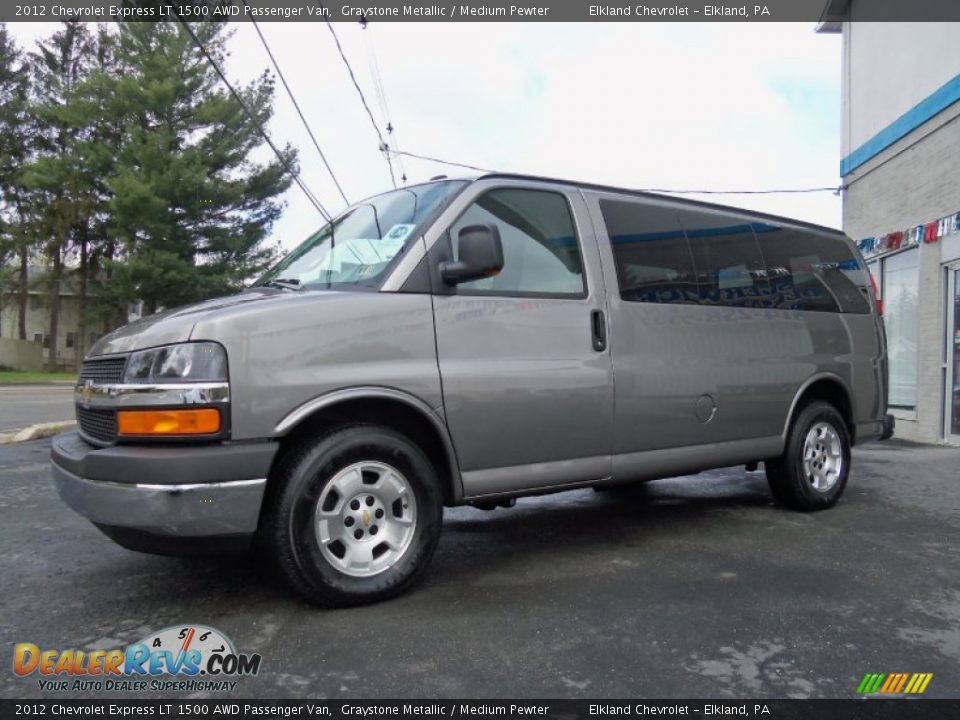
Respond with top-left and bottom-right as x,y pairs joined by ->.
117,409 -> 221,436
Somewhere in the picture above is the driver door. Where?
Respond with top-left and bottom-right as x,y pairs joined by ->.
431,183 -> 615,498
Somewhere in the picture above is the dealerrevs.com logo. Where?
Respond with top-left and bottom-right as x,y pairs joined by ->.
13,625 -> 262,693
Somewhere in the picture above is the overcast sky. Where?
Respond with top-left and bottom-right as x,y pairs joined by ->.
9,21 -> 842,252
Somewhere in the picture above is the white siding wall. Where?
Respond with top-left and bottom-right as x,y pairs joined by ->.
840,18 -> 960,444
842,21 -> 960,155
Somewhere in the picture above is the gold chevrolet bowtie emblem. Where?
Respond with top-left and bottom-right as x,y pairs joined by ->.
361,510 -> 371,527
81,380 -> 94,408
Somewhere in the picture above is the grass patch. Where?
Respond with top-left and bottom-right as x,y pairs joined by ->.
0,371 -> 77,384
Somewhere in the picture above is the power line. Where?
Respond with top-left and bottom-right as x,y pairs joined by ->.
392,149 -> 843,195
175,15 -> 332,221
361,20 -> 406,183
642,186 -> 843,195
389,149 -> 495,174
244,5 -> 350,206
315,0 -> 397,188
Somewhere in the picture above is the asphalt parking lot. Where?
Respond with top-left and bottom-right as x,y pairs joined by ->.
2,437 -> 959,700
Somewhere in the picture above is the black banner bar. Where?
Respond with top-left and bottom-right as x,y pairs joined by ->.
3,700 -> 960,720
4,0 -> 960,23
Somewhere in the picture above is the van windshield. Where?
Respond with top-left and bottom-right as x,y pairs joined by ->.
257,180 -> 467,289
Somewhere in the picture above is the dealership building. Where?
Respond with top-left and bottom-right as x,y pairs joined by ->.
818,10 -> 960,444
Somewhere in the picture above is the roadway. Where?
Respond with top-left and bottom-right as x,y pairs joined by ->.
0,385 -> 74,433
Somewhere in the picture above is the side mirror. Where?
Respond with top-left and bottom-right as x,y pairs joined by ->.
440,224 -> 504,285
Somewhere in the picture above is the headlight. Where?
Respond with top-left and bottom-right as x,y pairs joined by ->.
124,342 -> 228,384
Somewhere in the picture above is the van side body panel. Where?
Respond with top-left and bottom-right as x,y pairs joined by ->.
188,292 -> 443,441
581,189 -> 885,485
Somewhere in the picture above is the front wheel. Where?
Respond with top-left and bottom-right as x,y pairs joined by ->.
262,425 -> 443,606
766,401 -> 851,512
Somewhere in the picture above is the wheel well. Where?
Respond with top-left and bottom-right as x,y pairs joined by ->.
792,378 -> 855,443
273,397 -> 458,505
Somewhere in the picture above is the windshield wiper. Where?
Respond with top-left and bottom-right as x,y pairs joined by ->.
259,277 -> 301,291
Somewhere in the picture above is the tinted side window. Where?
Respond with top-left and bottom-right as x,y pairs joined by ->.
450,189 -> 585,296
676,209 -> 769,308
600,200 -> 697,305
759,228 -> 871,314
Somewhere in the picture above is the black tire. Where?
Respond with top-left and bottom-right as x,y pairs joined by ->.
766,401 -> 851,512
261,424 -> 443,607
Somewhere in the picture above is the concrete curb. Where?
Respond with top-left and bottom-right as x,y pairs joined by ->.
0,421 -> 76,445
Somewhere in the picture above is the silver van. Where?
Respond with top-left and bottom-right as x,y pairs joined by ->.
51,174 -> 892,606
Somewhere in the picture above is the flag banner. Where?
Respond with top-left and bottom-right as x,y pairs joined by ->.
859,210 -> 958,258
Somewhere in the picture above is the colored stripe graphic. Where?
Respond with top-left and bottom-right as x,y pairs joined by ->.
913,674 -> 933,694
857,673 -> 885,693
858,672 -> 932,694
840,73 -> 960,176
893,674 -> 909,693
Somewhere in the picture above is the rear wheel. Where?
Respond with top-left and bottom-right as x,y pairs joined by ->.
766,401 -> 850,511
262,425 -> 443,606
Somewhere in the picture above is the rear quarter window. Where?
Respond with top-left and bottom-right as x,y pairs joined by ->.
758,228 -> 871,314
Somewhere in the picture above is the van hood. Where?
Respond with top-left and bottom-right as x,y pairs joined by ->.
87,288 -> 311,357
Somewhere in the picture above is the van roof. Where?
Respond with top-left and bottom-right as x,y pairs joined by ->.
469,172 -> 846,238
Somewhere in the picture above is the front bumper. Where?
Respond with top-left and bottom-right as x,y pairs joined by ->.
51,432 -> 277,545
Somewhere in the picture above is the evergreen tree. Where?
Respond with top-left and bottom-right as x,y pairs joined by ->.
106,21 -> 293,314
21,21 -> 96,369
7,20 -> 294,367
61,26 -> 125,361
0,24 -> 31,339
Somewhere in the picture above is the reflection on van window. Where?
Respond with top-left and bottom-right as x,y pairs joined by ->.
676,208 -> 771,309
451,189 -> 585,296
759,228 -> 871,314
600,200 -> 698,305
258,180 -> 466,289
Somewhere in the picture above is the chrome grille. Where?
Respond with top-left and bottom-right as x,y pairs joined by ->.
79,357 -> 127,384
76,406 -> 117,444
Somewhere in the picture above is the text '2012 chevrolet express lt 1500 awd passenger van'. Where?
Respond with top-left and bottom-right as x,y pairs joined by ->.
51,174 -> 892,606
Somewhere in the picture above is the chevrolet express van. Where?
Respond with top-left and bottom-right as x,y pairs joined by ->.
51,174 -> 892,606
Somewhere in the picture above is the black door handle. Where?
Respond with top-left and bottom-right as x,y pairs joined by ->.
591,309 -> 607,352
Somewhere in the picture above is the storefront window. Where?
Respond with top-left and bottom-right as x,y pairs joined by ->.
872,250 -> 919,409
951,267 -> 960,436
